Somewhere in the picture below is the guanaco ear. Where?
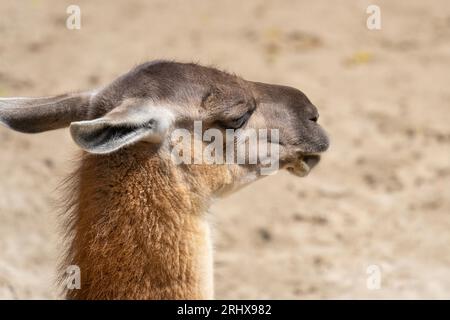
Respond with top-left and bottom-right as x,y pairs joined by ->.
0,92 -> 93,133
69,104 -> 174,154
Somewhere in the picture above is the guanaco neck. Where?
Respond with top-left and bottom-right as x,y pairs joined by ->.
62,144 -> 214,299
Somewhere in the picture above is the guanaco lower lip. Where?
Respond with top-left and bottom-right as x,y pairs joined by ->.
285,153 -> 321,177
301,154 -> 321,170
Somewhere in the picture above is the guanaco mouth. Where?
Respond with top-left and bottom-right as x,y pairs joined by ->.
285,153 -> 321,177
301,154 -> 321,169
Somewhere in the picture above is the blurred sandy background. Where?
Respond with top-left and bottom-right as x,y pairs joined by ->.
0,0 -> 449,299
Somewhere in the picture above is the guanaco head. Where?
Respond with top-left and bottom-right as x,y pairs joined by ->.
0,61 -> 329,196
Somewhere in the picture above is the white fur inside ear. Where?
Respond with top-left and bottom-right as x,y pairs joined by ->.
70,105 -> 175,154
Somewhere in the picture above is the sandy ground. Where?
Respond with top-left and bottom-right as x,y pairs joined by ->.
0,0 -> 449,299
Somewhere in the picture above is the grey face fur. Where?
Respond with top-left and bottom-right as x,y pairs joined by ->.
0,60 -> 329,176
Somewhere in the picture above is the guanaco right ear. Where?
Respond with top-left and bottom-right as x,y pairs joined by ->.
69,104 -> 174,154
0,92 -> 93,133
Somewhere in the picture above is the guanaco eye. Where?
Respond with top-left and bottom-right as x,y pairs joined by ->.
221,111 -> 252,129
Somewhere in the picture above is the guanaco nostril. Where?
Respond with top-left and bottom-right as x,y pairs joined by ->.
310,116 -> 318,122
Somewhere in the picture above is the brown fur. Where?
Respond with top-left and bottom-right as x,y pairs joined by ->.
60,142 -> 231,299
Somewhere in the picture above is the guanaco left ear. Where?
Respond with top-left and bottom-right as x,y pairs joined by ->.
69,103 -> 174,154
